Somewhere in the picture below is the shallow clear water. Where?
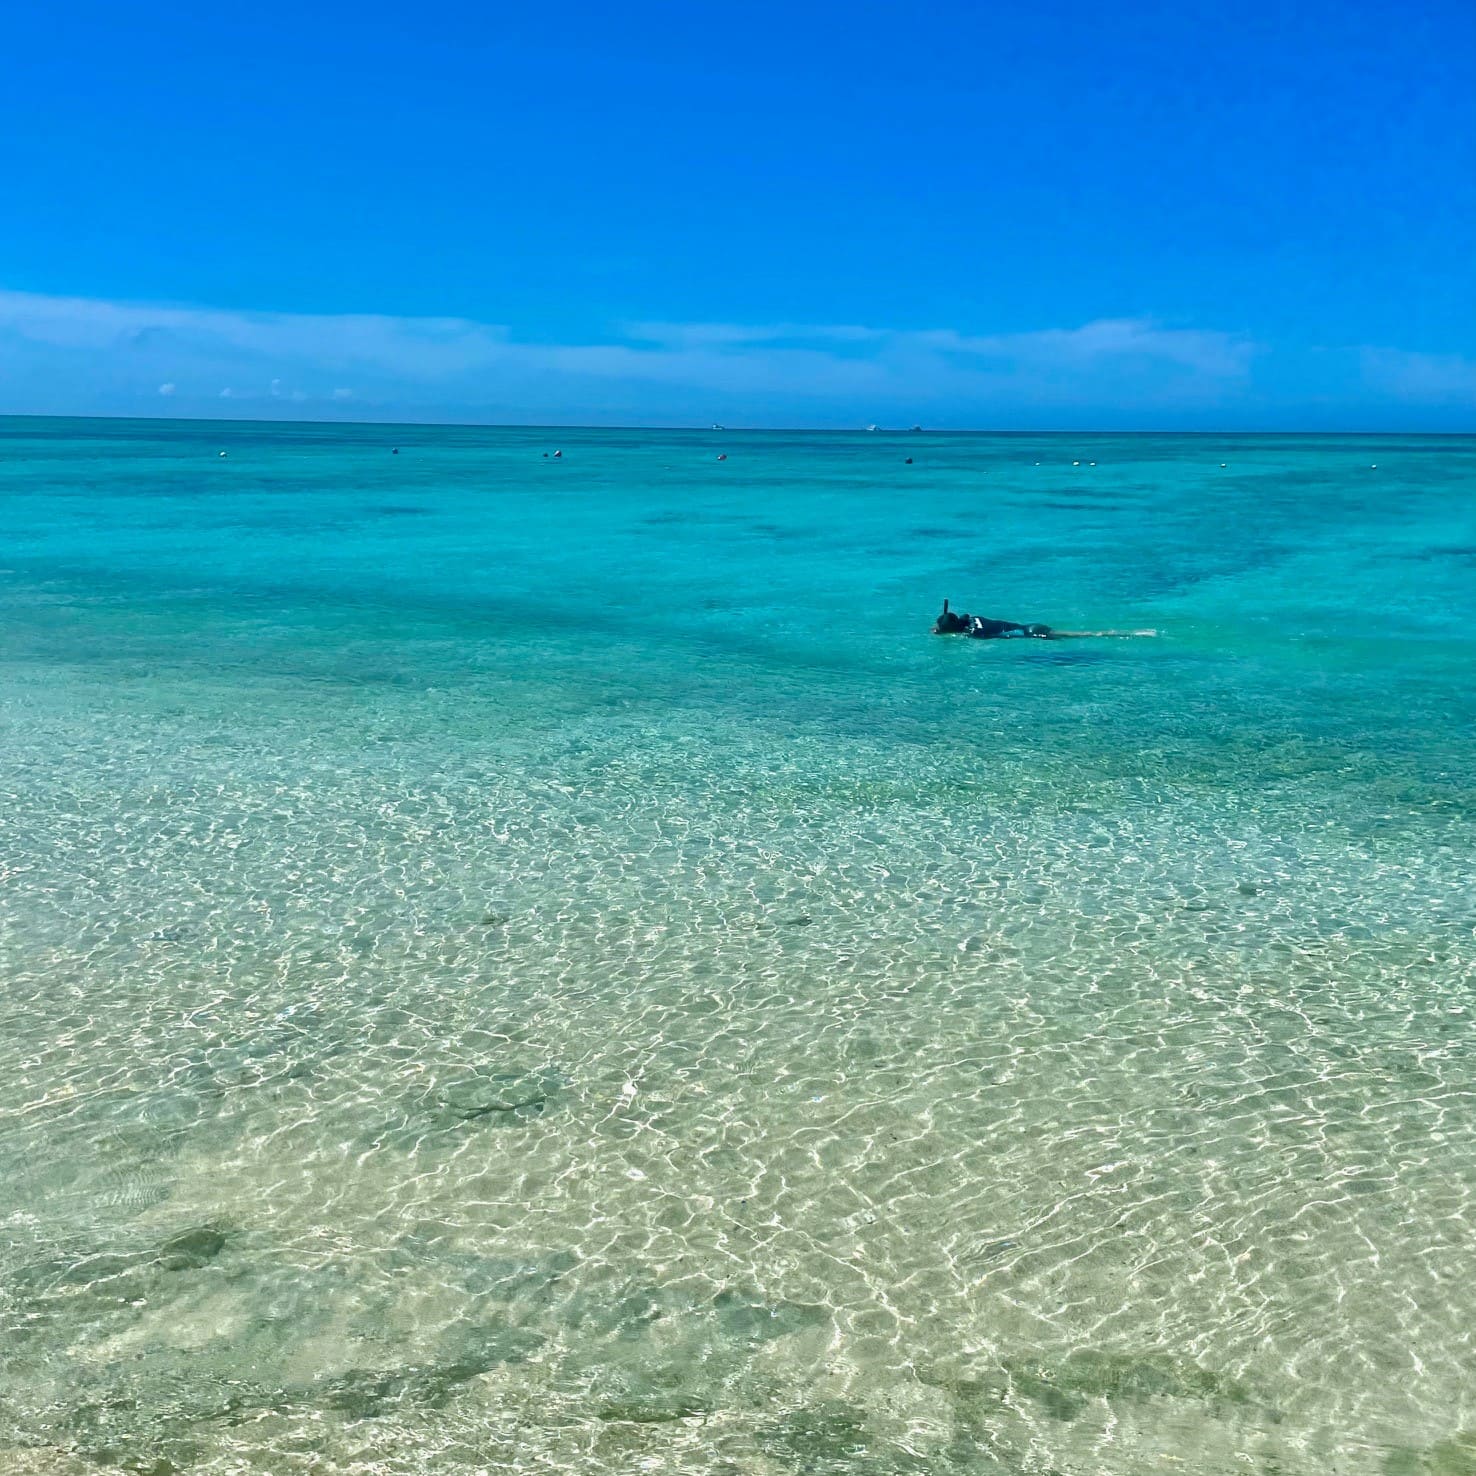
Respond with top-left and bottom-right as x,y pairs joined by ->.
1,417 -> 1473,1476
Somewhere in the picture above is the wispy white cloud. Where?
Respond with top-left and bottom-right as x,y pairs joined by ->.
0,287 -> 1467,427
626,317 -> 1256,375
0,290 -> 509,377
907,319 -> 1256,378
157,382 -> 176,396
1359,346 -> 1476,406
624,320 -> 884,349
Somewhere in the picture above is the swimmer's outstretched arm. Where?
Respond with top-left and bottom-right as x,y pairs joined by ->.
1047,629 -> 1159,639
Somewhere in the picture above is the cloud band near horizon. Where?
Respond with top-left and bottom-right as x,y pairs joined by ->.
0,288 -> 1471,429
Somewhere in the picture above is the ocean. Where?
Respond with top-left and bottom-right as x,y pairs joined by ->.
1,416 -> 1473,1475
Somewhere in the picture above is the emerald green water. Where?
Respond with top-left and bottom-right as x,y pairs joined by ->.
1,418 -> 1473,1474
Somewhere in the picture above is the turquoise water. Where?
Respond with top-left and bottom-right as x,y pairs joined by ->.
1,417 -> 1473,1476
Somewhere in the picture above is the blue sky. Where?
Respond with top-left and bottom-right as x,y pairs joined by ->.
2,0 -> 1472,428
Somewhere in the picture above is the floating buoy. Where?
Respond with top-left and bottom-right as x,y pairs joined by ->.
1089,461 -> 1097,466
1370,464 -> 1378,469
1072,460 -> 1080,466
904,457 -> 913,464
553,450 -> 562,459
392,448 -> 399,455
218,450 -> 227,458
717,454 -> 727,461
1220,463 -> 1227,468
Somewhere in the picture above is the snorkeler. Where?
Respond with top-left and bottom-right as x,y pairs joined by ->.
932,600 -> 1156,640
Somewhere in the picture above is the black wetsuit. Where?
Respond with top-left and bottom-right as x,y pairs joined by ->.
966,616 -> 1053,639
935,608 -> 1052,639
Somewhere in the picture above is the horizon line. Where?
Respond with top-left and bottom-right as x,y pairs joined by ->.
2,411 -> 1471,438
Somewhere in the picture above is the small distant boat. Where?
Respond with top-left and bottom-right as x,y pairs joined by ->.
910,425 -> 923,432
865,423 -> 880,432
712,423 -> 725,431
